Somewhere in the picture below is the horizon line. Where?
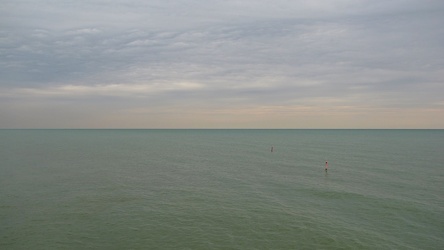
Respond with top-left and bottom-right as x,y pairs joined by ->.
1,128 -> 442,130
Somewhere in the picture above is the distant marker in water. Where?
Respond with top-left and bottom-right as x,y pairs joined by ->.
271,146 -> 274,152
325,161 -> 328,172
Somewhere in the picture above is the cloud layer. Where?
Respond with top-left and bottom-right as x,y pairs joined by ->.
1,0 -> 443,128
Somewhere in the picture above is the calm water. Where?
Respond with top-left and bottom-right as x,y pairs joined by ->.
1,129 -> 443,249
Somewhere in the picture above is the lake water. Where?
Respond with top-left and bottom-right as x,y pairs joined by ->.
1,129 -> 443,249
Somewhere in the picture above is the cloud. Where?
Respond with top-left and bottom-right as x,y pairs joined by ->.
1,0 -> 444,128
3,82 -> 205,99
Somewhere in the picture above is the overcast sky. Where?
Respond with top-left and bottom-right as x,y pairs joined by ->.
1,0 -> 443,128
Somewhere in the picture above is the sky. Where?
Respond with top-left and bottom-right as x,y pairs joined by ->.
1,0 -> 443,128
